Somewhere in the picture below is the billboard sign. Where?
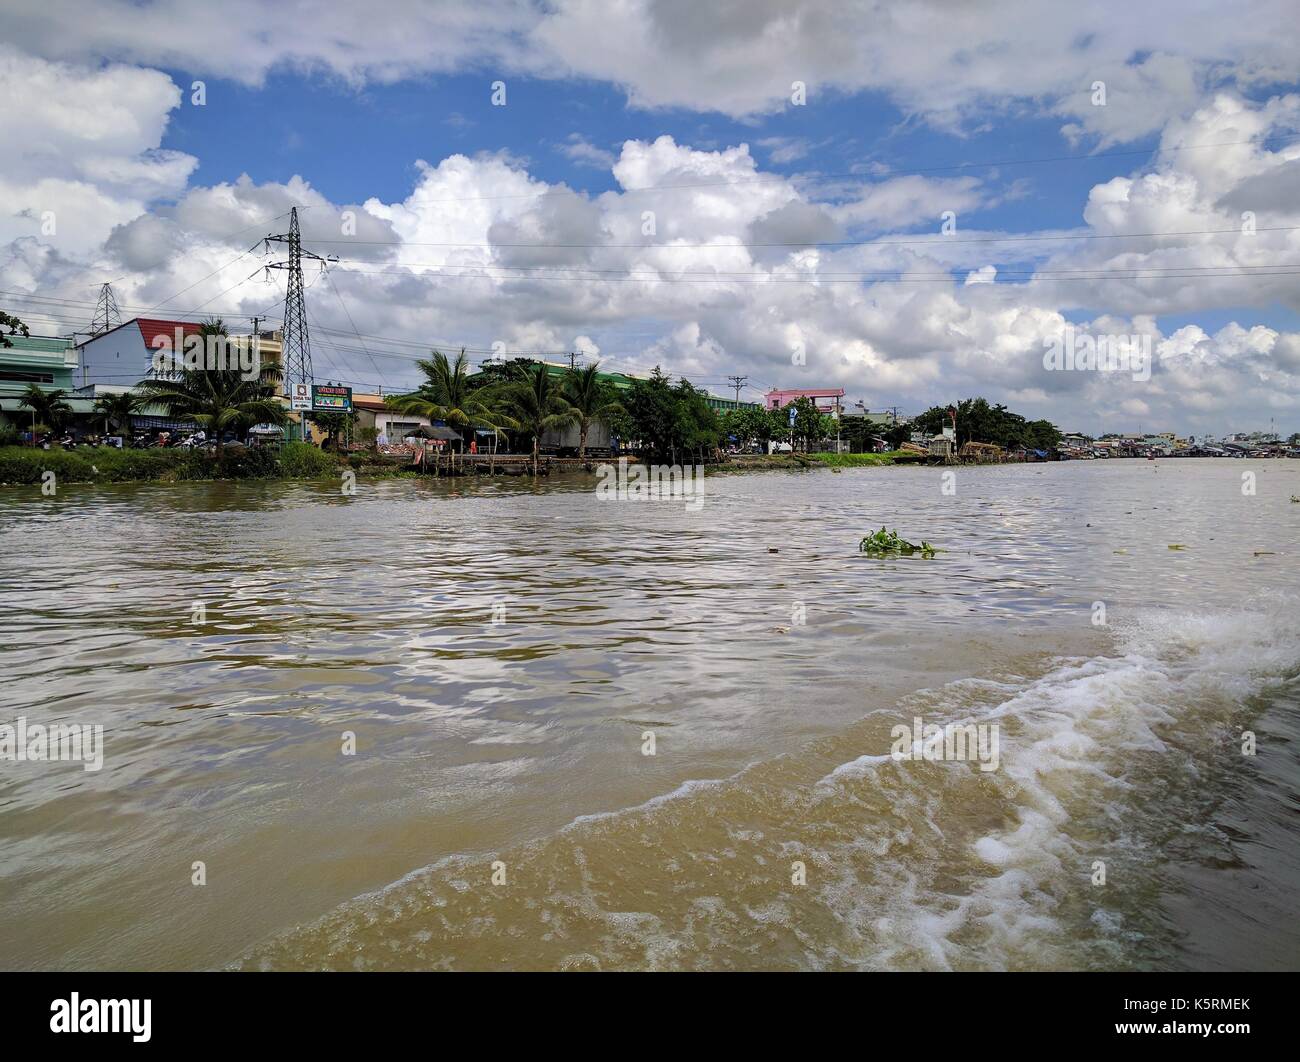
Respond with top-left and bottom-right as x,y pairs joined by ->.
289,382 -> 312,411
311,384 -> 353,412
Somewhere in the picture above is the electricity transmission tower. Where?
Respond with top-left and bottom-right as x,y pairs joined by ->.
264,207 -> 334,440
90,283 -> 121,335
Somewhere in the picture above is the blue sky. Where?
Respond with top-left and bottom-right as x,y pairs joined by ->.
168,70 -> 1124,237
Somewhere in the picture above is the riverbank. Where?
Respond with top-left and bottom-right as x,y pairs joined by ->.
689,450 -> 926,472
0,446 -> 924,486
0,443 -> 340,485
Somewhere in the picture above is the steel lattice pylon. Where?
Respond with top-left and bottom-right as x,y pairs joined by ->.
90,283 -> 121,336
265,207 -> 334,440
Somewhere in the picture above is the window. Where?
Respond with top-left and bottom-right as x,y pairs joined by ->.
0,370 -> 56,383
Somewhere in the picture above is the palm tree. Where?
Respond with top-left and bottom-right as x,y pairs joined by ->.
504,363 -> 578,475
134,359 -> 286,462
18,383 -> 73,442
562,362 -> 622,463
386,349 -> 517,447
94,391 -> 146,443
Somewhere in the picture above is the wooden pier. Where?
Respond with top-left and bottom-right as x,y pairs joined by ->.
412,450 -> 622,476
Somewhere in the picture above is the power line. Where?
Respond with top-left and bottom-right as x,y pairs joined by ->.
307,223 -> 1300,252
322,267 -> 391,389
332,257 -> 1300,278
329,262 -> 1300,285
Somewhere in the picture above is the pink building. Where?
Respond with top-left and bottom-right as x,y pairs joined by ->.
764,387 -> 845,413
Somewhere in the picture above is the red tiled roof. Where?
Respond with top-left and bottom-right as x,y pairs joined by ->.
135,318 -> 205,350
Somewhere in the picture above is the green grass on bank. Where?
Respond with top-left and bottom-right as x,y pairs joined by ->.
809,450 -> 924,466
711,449 -> 925,473
0,442 -> 343,486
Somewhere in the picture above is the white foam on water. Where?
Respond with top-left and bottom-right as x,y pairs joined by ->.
813,597 -> 1300,969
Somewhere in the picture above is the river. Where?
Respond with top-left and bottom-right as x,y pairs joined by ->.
1,458 -> 1297,970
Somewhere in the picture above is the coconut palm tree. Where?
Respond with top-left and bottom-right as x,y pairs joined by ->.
93,391 -> 146,443
386,349 -> 517,446
134,359 -> 286,462
18,383 -> 73,442
562,362 -> 622,463
503,363 -> 578,475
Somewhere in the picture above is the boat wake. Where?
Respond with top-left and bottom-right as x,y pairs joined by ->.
239,597 -> 1300,971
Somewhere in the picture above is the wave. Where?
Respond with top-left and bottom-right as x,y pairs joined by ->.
238,598 -> 1300,971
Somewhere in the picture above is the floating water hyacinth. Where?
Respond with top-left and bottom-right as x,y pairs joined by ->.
859,527 -> 938,557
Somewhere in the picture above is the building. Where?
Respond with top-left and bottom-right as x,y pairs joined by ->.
703,393 -> 762,414
0,334 -> 99,436
763,387 -> 845,414
841,408 -> 902,429
351,393 -> 432,444
75,317 -> 204,388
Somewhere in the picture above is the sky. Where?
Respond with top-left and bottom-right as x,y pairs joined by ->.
2,0 -> 1300,437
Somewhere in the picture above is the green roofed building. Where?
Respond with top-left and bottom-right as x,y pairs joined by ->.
702,394 -> 762,413
0,334 -> 98,434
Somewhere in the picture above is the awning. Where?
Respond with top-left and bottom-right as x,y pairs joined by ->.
406,425 -> 462,441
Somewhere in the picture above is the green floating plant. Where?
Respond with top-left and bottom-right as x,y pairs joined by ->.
859,527 -> 938,557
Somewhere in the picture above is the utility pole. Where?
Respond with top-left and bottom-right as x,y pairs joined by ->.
90,283 -> 121,336
265,207 -> 335,442
727,374 -> 748,406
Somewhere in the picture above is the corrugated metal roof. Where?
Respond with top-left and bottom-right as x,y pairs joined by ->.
134,318 -> 204,350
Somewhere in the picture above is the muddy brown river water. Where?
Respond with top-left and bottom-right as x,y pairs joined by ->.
1,458 -> 1297,970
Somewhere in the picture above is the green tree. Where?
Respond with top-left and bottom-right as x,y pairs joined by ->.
787,397 -> 825,452
502,362 -> 578,474
18,383 -> 73,439
562,362 -> 622,462
719,405 -> 778,451
93,391 -> 146,442
618,368 -> 720,462
1,310 -> 30,349
912,398 -> 1061,451
311,409 -> 356,451
620,368 -> 680,461
670,379 -> 721,463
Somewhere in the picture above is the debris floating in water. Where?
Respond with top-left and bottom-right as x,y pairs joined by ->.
859,527 -> 938,557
